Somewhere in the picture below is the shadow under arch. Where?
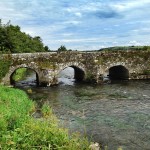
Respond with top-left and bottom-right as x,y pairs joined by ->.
10,67 -> 39,86
58,65 -> 85,84
70,65 -> 85,81
108,65 -> 129,80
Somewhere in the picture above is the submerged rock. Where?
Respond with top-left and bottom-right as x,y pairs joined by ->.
89,142 -> 100,150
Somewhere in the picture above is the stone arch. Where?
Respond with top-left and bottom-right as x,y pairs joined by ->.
58,62 -> 86,82
9,64 -> 39,86
109,65 -> 129,80
104,64 -> 129,80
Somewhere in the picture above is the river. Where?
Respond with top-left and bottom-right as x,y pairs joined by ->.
14,68 -> 150,150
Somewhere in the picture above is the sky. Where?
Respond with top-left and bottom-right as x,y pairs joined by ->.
1,0 -> 150,50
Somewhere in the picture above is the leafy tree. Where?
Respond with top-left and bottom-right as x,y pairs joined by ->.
57,45 -> 67,52
0,20 -> 50,53
44,46 -> 50,51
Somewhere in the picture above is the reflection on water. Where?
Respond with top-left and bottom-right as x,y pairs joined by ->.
15,73 -> 150,150
15,73 -> 37,87
58,67 -> 75,85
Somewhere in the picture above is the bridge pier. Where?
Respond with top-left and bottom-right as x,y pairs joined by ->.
38,69 -> 58,86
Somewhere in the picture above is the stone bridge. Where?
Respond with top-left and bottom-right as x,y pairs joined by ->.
0,50 -> 150,86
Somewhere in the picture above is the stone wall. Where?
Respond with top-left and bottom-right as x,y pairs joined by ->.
0,50 -> 150,86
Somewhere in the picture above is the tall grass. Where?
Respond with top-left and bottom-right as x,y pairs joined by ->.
0,85 -> 90,149
0,85 -> 34,132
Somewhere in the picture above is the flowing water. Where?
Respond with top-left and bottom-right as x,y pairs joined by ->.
15,70 -> 150,150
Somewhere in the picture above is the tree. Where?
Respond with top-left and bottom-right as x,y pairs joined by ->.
57,45 -> 67,52
44,46 -> 50,52
0,20 -> 50,53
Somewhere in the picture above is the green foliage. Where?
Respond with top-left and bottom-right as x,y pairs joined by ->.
44,45 -> 50,51
99,46 -> 150,51
86,73 -> 96,83
41,104 -> 53,117
0,20 -> 50,53
143,70 -> 150,75
0,86 -> 34,132
0,56 -> 12,81
143,46 -> 148,51
12,68 -> 27,81
3,119 -> 90,150
58,45 -> 67,52
0,86 -> 90,149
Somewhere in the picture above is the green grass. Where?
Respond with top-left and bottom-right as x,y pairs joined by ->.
12,68 -> 27,81
0,85 -> 34,132
0,58 -> 12,81
0,85 -> 90,149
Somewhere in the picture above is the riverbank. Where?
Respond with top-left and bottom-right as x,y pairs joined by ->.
0,85 -> 90,149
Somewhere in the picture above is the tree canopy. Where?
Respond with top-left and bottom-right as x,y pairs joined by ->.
0,20 -> 50,53
57,45 -> 67,52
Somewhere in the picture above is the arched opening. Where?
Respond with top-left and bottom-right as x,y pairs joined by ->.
71,65 -> 85,81
108,65 -> 129,80
10,67 -> 39,87
58,66 -> 85,85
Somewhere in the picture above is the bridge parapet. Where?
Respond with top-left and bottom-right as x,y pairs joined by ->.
0,50 -> 150,86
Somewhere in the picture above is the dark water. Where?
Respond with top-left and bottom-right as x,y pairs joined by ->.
16,76 -> 150,150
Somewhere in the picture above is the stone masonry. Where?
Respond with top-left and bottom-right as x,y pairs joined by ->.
1,50 -> 150,86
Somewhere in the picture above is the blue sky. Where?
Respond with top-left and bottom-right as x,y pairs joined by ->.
1,0 -> 150,50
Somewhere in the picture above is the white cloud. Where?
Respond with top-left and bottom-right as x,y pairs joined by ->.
128,40 -> 141,46
74,12 -> 82,17
0,0 -> 150,50
112,0 -> 150,11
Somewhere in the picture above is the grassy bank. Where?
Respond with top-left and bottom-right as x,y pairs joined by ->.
0,85 -> 90,149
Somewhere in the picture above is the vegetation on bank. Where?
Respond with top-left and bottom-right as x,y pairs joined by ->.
0,56 -> 12,81
0,20 -> 50,53
99,45 -> 150,51
56,45 -> 150,52
0,85 -> 90,149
